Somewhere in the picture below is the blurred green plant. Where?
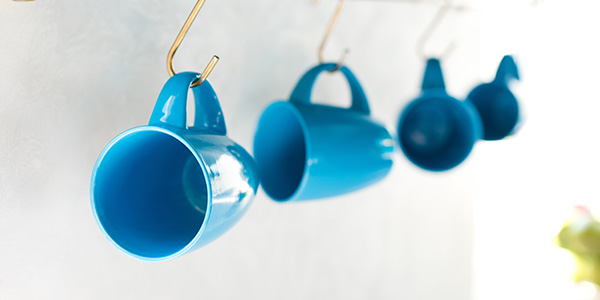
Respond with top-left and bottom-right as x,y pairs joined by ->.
557,206 -> 600,285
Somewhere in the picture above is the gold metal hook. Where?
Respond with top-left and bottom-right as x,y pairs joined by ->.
315,0 -> 349,72
416,0 -> 456,60
167,0 -> 219,88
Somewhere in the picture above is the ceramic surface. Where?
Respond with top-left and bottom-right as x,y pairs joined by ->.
254,63 -> 394,202
397,59 -> 482,171
90,72 -> 259,261
466,55 -> 521,141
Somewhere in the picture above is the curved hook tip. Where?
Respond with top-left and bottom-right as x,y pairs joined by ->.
327,48 -> 349,72
167,0 -> 218,87
317,0 -> 348,71
416,1 -> 456,61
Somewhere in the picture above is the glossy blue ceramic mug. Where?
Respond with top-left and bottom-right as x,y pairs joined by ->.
91,72 -> 259,261
466,55 -> 521,140
254,63 -> 394,202
397,58 -> 482,172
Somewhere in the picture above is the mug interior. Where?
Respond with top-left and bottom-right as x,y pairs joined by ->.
254,103 -> 307,201
399,97 -> 477,171
92,129 -> 208,260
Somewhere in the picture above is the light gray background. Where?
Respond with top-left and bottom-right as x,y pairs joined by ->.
0,0 -> 555,299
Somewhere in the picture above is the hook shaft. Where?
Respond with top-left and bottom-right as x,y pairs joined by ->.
167,0 -> 219,87
315,0 -> 348,72
416,0 -> 456,60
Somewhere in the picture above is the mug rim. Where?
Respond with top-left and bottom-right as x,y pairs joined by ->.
256,101 -> 312,202
90,125 -> 213,262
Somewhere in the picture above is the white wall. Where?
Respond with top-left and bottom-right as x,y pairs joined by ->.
0,1 -> 480,299
473,1 -> 600,299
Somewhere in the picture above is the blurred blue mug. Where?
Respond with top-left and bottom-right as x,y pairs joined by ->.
397,58 -> 482,172
466,55 -> 521,140
91,72 -> 259,261
254,63 -> 394,202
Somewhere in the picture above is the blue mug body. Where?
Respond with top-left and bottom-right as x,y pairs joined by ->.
91,72 -> 259,261
397,58 -> 482,172
254,63 -> 394,202
466,55 -> 520,140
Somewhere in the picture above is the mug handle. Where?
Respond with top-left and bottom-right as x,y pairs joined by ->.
421,58 -> 447,92
493,55 -> 520,86
289,63 -> 370,115
149,72 -> 227,135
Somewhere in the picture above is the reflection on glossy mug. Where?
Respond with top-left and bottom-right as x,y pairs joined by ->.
91,72 -> 259,261
254,63 -> 394,202
466,55 -> 521,141
397,58 -> 482,172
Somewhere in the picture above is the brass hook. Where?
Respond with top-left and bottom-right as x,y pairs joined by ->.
416,0 -> 456,60
167,0 -> 219,88
315,0 -> 349,72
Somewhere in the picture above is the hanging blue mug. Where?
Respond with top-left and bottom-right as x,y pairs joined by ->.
253,63 -> 394,202
466,55 -> 521,140
397,58 -> 482,172
90,72 -> 259,261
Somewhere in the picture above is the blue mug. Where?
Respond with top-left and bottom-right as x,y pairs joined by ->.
466,55 -> 520,140
253,63 -> 394,202
91,72 -> 259,261
397,58 -> 482,172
